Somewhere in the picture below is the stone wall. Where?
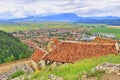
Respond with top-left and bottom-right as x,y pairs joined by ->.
0,58 -> 31,73
0,58 -> 33,80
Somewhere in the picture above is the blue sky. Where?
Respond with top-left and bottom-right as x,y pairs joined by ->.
0,0 -> 120,19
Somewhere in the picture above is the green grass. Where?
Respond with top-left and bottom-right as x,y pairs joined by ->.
30,55 -> 120,80
9,70 -> 24,79
90,27 -> 120,39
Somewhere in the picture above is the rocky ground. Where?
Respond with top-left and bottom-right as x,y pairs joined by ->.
102,74 -> 120,80
11,62 -> 120,80
82,62 -> 120,80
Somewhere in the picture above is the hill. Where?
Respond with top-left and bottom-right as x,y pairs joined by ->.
76,19 -> 120,26
0,30 -> 32,64
0,13 -> 79,22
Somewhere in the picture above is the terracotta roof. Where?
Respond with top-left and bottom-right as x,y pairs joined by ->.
31,49 -> 47,62
50,38 -> 59,46
93,37 -> 117,44
43,41 -> 117,63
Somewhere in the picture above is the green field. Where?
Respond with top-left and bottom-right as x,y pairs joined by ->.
0,22 -> 106,32
90,27 -> 120,39
0,22 -> 73,32
30,55 -> 120,80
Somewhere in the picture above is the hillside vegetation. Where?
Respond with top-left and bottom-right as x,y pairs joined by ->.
0,30 -> 32,64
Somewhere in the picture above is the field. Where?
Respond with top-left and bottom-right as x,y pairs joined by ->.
1,22 -> 120,39
0,22 -> 106,32
30,55 -> 120,80
90,27 -> 120,39
0,22 -> 73,32
108,26 -> 120,28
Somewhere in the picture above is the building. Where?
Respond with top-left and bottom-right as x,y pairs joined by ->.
30,37 -> 119,70
80,36 -> 96,42
93,37 -> 119,52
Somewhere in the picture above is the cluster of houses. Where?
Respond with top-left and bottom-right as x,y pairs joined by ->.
30,37 -> 120,70
11,28 -> 118,51
11,28 -> 87,50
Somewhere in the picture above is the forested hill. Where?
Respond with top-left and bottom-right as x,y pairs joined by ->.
0,30 -> 32,64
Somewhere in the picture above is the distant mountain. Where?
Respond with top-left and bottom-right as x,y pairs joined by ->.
0,13 -> 120,25
0,13 -> 79,22
76,19 -> 120,26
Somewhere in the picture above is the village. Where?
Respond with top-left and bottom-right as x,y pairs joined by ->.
0,27 -> 120,79
11,28 -> 118,51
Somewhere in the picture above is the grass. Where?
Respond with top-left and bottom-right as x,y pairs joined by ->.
90,27 -> 120,39
9,70 -> 24,79
30,54 -> 120,80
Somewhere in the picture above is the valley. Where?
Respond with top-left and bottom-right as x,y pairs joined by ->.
0,0 -> 120,80
0,22 -> 120,80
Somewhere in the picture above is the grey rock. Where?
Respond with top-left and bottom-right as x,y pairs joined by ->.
48,74 -> 63,80
94,62 -> 120,75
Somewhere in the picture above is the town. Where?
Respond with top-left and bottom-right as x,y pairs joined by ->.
11,28 -> 119,51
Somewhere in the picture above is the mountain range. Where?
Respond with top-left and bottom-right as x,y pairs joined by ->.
0,13 -> 120,25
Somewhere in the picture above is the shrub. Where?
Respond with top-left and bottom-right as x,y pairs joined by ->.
9,70 -> 24,79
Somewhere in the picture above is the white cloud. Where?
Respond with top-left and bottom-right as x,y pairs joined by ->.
0,0 -> 120,19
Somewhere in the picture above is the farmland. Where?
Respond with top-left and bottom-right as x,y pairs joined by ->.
0,22 -> 73,32
90,27 -> 120,39
0,22 -> 120,39
0,22 -> 106,32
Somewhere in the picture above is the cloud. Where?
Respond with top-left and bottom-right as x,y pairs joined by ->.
0,0 -> 120,19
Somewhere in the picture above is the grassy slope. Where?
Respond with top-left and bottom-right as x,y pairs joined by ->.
31,55 -> 120,80
90,27 -> 120,39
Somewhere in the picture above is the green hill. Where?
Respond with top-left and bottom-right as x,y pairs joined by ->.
0,30 -> 32,64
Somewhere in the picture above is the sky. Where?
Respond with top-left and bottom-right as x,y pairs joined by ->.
0,0 -> 120,19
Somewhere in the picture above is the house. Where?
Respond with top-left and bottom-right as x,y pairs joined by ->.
31,37 -> 119,70
80,36 -> 96,42
92,32 -> 100,36
93,37 -> 119,52
31,49 -> 48,70
101,33 -> 117,39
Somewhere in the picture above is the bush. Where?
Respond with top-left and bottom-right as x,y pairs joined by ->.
9,70 -> 25,79
31,70 -> 40,79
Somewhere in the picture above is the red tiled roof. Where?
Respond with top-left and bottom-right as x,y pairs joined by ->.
43,41 -> 117,63
31,37 -> 118,63
31,49 -> 46,62
93,37 -> 117,44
